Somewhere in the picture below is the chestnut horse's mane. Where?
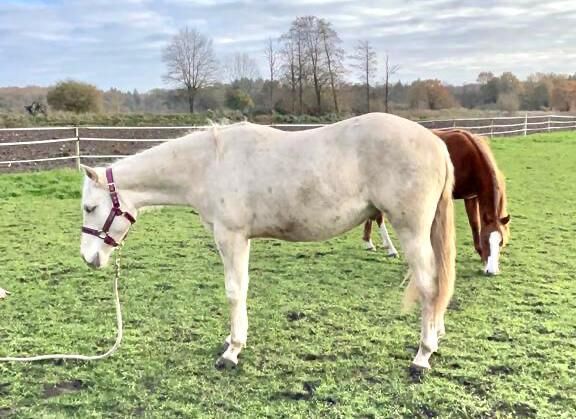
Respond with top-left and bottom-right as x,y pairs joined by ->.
450,129 -> 508,220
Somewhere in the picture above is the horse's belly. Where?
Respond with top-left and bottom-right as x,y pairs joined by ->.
249,202 -> 377,242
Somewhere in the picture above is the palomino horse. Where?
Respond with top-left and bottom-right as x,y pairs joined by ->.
363,129 -> 510,275
79,113 -> 456,371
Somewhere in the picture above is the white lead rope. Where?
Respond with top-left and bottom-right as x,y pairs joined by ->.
0,248 -> 124,362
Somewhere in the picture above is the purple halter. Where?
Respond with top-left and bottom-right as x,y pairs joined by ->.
81,168 -> 136,247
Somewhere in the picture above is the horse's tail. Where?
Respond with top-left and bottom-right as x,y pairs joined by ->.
430,151 -> 456,319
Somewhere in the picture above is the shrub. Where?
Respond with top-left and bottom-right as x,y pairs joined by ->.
47,80 -> 102,113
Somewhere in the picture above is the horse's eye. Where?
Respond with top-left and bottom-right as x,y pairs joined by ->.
84,205 -> 97,214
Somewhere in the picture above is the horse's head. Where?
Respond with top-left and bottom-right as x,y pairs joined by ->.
480,214 -> 510,275
80,165 -> 137,269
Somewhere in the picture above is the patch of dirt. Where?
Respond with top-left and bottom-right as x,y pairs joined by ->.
300,353 -> 337,361
0,127 -> 191,173
491,401 -> 538,418
271,381 -> 337,405
42,379 -> 85,398
418,403 -> 439,418
0,383 -> 9,396
0,407 -> 14,418
448,298 -> 462,311
286,311 -> 306,321
487,365 -> 514,376
486,330 -> 513,342
454,376 -> 491,398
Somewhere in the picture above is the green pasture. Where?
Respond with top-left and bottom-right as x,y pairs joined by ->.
0,132 -> 574,417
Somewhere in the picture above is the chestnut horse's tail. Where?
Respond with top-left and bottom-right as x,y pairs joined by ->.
430,153 -> 456,319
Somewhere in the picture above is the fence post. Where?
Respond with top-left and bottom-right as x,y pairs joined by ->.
452,119 -> 456,129
490,119 -> 494,138
75,126 -> 81,171
523,113 -> 528,136
547,115 -> 551,133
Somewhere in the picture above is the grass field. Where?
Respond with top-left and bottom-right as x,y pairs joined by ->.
0,132 -> 575,418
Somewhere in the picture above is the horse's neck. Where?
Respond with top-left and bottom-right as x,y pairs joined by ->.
475,161 -> 501,223
112,134 -> 211,209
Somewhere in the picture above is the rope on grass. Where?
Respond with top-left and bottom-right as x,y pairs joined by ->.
0,247 -> 124,362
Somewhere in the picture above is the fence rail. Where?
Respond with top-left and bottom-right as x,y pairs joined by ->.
1,114 -> 575,171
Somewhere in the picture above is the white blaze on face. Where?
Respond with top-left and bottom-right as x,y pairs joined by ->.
484,231 -> 502,275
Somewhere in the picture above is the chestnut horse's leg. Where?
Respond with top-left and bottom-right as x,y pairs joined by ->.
465,197 -> 482,257
375,213 -> 399,257
213,225 -> 251,369
363,218 -> 376,250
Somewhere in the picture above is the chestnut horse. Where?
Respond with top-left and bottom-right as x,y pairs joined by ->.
363,129 -> 510,275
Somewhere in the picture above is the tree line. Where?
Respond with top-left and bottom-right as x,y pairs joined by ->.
2,16 -> 576,116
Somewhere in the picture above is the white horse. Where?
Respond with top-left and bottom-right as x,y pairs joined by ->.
80,113 -> 456,371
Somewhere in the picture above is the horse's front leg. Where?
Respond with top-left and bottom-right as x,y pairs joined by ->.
464,198 -> 481,257
213,226 -> 251,369
375,213 -> 399,257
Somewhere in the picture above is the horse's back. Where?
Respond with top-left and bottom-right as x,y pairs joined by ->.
208,114 -> 450,241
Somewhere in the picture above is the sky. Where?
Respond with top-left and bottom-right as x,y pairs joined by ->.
1,0 -> 575,92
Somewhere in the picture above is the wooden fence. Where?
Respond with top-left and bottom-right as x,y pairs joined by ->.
1,114 -> 575,171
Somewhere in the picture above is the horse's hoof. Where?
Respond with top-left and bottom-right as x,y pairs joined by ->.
408,364 -> 428,382
215,356 -> 238,370
387,252 -> 399,258
363,241 -> 376,251
0,288 -> 10,299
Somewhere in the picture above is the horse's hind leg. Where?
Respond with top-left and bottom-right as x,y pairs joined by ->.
375,213 -> 399,257
396,228 -> 439,370
213,225 -> 251,369
363,218 -> 376,250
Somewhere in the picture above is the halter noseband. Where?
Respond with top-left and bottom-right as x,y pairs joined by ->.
81,168 -> 136,247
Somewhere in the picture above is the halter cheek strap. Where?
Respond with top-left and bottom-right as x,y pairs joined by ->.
81,168 -> 136,247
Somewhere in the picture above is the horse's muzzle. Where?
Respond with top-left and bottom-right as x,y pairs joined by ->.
83,252 -> 102,269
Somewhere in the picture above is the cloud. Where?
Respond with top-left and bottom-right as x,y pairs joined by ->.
0,0 -> 574,91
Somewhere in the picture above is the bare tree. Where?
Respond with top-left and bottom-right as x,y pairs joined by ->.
285,19 -> 308,114
223,52 -> 260,97
264,38 -> 279,111
383,53 -> 400,113
162,27 -> 218,113
298,16 -> 326,114
351,40 -> 377,113
224,52 -> 260,83
319,19 -> 344,114
279,34 -> 298,113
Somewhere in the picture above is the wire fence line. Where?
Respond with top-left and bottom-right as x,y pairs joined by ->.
1,114 -> 575,170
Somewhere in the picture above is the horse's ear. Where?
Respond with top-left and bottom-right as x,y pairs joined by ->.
80,164 -> 104,186
500,214 -> 511,225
